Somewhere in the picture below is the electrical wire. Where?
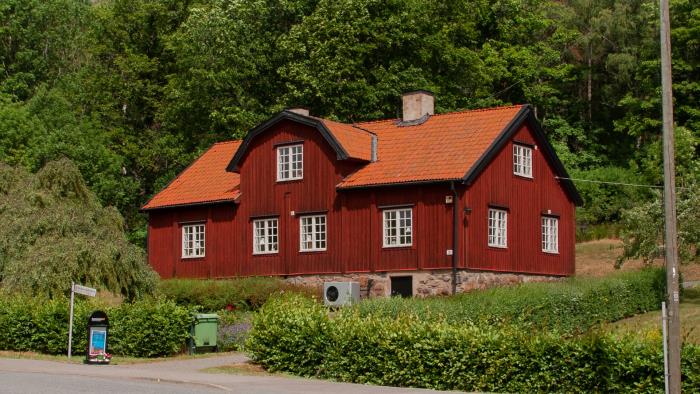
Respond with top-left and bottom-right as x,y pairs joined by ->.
555,176 -> 688,190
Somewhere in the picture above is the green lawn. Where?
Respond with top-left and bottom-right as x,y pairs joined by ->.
605,287 -> 700,345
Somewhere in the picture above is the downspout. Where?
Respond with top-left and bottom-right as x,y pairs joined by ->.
450,181 -> 459,295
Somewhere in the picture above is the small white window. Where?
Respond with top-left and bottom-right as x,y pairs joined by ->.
513,144 -> 533,178
542,216 -> 559,253
300,215 -> 326,252
182,224 -> 205,258
383,208 -> 412,247
277,144 -> 303,181
253,218 -> 279,254
488,208 -> 507,248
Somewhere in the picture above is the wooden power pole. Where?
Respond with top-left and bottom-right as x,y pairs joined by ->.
659,0 -> 681,392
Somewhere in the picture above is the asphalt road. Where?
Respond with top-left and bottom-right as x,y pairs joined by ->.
0,371 -> 221,394
0,355 -> 448,394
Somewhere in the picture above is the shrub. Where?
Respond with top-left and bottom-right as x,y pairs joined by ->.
157,277 -> 318,311
0,296 -> 192,357
246,293 -> 700,393
108,298 -> 193,357
353,268 -> 666,333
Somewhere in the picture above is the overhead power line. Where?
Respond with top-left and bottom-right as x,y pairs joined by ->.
555,176 -> 688,190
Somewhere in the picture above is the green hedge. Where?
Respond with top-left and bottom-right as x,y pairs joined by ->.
157,277 -> 318,311
246,294 -> 700,393
0,296 -> 192,357
354,268 -> 666,333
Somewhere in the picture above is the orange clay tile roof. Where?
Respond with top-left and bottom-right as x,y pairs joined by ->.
142,141 -> 242,210
318,118 -> 374,161
337,105 -> 524,188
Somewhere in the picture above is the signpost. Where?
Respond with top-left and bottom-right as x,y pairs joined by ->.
68,282 -> 96,359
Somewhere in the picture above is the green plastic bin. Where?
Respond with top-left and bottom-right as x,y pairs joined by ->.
190,313 -> 219,353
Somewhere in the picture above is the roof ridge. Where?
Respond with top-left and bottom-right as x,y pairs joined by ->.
354,104 -> 525,126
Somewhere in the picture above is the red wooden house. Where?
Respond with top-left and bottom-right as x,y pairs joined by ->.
143,92 -> 581,297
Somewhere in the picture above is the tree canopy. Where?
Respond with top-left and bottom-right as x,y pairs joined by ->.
0,159 -> 157,299
0,0 -> 698,252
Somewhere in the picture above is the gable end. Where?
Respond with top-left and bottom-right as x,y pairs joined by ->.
462,105 -> 583,206
226,111 -> 350,172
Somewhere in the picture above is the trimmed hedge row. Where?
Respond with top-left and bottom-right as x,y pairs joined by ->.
157,277 -> 318,311
355,268 -> 666,333
0,296 -> 192,357
246,294 -> 700,393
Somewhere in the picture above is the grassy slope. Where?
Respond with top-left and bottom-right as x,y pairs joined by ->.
604,287 -> 700,345
576,239 -> 700,281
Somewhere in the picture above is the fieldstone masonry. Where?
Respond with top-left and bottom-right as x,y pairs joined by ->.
284,269 -> 562,298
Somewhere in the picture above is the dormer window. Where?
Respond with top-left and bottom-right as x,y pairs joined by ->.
277,144 -> 303,181
513,144 -> 533,178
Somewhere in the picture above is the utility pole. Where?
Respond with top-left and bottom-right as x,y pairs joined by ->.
659,0 -> 681,392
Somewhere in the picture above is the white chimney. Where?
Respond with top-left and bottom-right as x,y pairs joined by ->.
288,107 -> 310,116
401,91 -> 434,122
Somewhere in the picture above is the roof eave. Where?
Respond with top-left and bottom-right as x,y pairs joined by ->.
337,179 -> 458,190
141,198 -> 239,212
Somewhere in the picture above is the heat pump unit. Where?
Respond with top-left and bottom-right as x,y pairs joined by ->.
323,282 -> 360,307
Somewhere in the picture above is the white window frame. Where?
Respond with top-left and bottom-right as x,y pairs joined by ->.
382,207 -> 413,248
276,144 -> 303,181
253,218 -> 279,255
182,223 -> 205,258
542,216 -> 559,254
299,214 -> 327,252
513,144 -> 533,178
488,208 -> 507,248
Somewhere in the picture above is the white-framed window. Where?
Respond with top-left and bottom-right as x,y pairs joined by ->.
542,216 -> 559,253
300,214 -> 327,252
253,218 -> 279,254
513,144 -> 533,178
488,208 -> 507,248
383,208 -> 412,247
182,223 -> 205,258
277,144 -> 303,181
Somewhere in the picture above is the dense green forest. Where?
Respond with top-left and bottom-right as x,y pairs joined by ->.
1,0 -> 698,249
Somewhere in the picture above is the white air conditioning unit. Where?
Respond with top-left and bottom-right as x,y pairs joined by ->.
323,282 -> 360,307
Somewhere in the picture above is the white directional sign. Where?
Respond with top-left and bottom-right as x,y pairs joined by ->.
72,284 -> 97,297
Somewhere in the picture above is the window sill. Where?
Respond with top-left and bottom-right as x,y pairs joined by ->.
542,250 -> 559,255
299,249 -> 327,254
487,245 -> 508,250
252,252 -> 279,256
382,245 -> 413,250
276,178 -> 303,184
513,174 -> 534,180
181,256 -> 205,260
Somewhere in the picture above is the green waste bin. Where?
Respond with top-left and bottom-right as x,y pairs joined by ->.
189,313 -> 219,354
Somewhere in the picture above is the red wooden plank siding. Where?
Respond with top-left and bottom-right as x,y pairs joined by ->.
464,124 -> 575,275
147,117 -> 575,279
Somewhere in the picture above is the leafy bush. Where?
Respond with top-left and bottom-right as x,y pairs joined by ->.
108,298 -> 193,357
158,277 -> 319,311
0,296 -> 192,357
353,269 -> 666,334
618,183 -> 700,266
247,293 -> 700,393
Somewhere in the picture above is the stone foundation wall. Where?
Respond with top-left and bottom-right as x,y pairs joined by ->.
284,269 -> 562,298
